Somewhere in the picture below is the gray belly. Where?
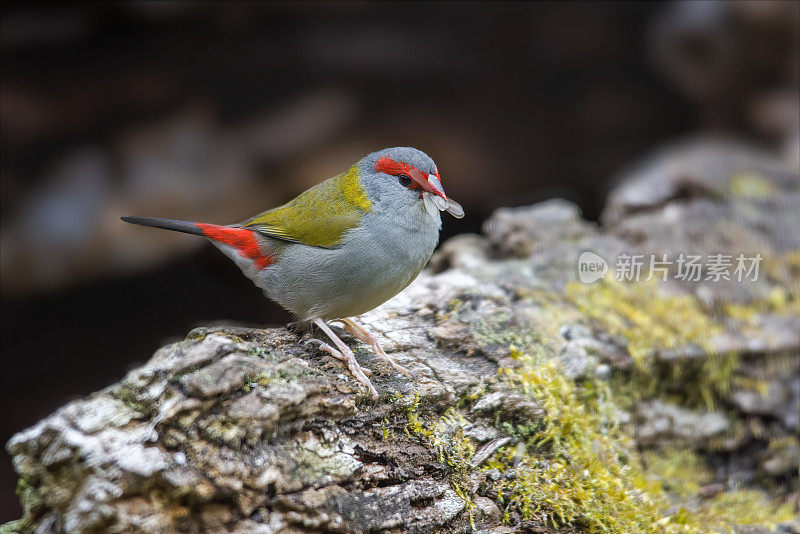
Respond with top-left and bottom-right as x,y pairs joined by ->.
257,221 -> 439,320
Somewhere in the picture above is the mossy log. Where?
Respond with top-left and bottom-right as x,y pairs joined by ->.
5,140 -> 800,533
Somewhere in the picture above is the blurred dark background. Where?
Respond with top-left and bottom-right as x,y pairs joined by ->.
1,1 -> 797,520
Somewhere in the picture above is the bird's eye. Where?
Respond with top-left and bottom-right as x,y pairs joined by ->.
398,175 -> 413,187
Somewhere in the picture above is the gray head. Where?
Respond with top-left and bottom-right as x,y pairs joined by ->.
357,147 -> 463,221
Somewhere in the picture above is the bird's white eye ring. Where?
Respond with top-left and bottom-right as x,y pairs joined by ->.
398,175 -> 413,187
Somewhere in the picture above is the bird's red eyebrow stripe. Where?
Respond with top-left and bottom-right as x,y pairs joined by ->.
375,156 -> 415,177
374,156 -> 441,184
195,224 -> 274,269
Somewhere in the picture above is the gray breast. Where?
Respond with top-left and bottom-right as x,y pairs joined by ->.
257,207 -> 440,320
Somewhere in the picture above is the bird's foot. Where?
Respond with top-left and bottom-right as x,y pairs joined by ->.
339,318 -> 413,377
310,319 -> 379,400
371,340 -> 413,377
305,339 -> 372,376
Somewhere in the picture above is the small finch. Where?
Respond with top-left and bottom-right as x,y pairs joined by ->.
123,147 -> 464,399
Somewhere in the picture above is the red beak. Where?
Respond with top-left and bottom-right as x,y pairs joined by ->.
409,168 -> 447,200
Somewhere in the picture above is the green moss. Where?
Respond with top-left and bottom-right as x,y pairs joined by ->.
185,329 -> 207,341
472,288 -> 583,362
647,447 -> 797,526
15,477 -> 41,510
186,328 -> 245,344
729,173 -> 777,199
566,278 -> 720,364
765,251 -> 800,296
291,440 -> 362,484
611,351 -> 740,410
200,416 -> 245,448
500,262 -> 797,413
380,418 -> 394,441
691,351 -> 739,408
447,298 -> 464,313
488,357 -> 674,532
0,519 -> 29,533
457,380 -> 488,409
565,278 -> 744,409
245,346 -> 268,359
242,367 -> 311,393
486,349 -> 796,532
726,287 -> 800,322
472,316 -> 545,360
405,393 -> 476,529
1,477 -> 43,533
705,489 -> 795,526
645,447 -> 711,500
244,372 -> 274,390
111,384 -> 151,416
724,251 -> 800,329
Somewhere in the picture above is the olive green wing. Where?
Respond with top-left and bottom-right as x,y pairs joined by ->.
241,167 -> 372,248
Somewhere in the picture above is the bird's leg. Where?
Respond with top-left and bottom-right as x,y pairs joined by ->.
305,339 -> 372,376
339,318 -> 412,377
312,318 -> 379,399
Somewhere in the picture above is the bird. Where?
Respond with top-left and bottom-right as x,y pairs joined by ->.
122,147 -> 464,399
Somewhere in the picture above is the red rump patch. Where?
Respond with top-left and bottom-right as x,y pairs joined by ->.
196,224 -> 274,269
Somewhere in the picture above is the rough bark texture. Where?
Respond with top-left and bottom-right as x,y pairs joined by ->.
4,139 -> 800,533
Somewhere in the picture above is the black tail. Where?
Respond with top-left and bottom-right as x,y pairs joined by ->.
121,216 -> 204,236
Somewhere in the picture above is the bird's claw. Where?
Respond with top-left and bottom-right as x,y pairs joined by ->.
370,342 -> 413,377
339,319 -> 414,377
306,338 -> 374,377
